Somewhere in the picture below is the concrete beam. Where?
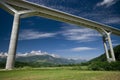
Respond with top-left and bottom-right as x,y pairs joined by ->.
1,0 -> 120,36
0,1 -> 15,15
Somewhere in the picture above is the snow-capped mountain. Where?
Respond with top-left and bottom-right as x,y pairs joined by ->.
0,50 -> 60,58
0,50 -> 86,65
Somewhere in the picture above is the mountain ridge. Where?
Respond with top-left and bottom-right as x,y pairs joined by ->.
0,50 -> 86,66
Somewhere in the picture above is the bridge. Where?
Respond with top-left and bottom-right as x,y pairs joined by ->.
0,0 -> 120,70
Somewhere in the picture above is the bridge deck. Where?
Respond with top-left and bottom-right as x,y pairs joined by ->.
0,0 -> 120,36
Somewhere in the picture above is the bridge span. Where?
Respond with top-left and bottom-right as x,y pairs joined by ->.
0,0 -> 120,70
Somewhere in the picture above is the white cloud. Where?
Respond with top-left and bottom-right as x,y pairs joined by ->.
103,17 -> 120,24
96,0 -> 118,7
111,40 -> 120,46
113,43 -> 120,46
19,24 -> 101,42
0,52 -> 8,57
71,47 -> 96,52
0,50 -> 60,58
28,50 -> 48,56
53,46 -> 96,53
79,12 -> 120,24
61,24 -> 100,42
19,29 -> 57,40
22,50 -> 60,58
27,0 -> 79,14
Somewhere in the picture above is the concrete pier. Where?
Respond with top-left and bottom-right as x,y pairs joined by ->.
5,13 -> 20,70
103,36 -> 110,62
107,32 -> 116,61
102,31 -> 116,62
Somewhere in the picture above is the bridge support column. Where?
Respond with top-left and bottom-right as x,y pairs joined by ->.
103,36 -> 110,62
102,31 -> 116,62
5,13 -> 20,70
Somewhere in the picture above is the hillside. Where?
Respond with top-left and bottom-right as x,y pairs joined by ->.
89,45 -> 120,62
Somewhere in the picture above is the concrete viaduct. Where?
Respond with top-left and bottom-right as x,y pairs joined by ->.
0,0 -> 120,70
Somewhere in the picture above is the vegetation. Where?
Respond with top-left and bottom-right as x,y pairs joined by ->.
89,45 -> 120,62
0,45 -> 120,71
0,45 -> 120,80
0,54 -> 85,68
0,68 -> 120,80
86,45 -> 120,71
0,62 -> 5,68
88,61 -> 120,71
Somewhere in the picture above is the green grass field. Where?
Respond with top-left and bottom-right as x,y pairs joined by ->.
0,68 -> 120,80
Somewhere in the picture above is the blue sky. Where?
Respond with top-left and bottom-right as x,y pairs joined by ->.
0,0 -> 120,60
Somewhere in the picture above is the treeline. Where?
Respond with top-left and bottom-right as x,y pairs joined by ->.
0,61 -> 60,68
0,61 -> 120,71
0,61 -> 78,68
88,61 -> 120,71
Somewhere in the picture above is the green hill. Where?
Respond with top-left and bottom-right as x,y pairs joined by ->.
87,45 -> 120,71
89,45 -> 120,62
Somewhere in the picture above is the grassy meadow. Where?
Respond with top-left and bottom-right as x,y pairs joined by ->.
0,67 -> 120,80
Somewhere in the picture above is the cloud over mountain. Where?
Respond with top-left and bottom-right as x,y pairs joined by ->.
0,50 -> 60,58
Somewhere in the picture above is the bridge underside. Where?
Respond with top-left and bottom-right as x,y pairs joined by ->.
0,0 -> 120,70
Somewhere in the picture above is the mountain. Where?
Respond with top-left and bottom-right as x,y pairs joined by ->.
0,50 -> 86,68
16,55 -> 76,64
89,45 -> 120,62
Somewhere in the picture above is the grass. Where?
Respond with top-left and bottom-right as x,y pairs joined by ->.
0,68 -> 120,80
